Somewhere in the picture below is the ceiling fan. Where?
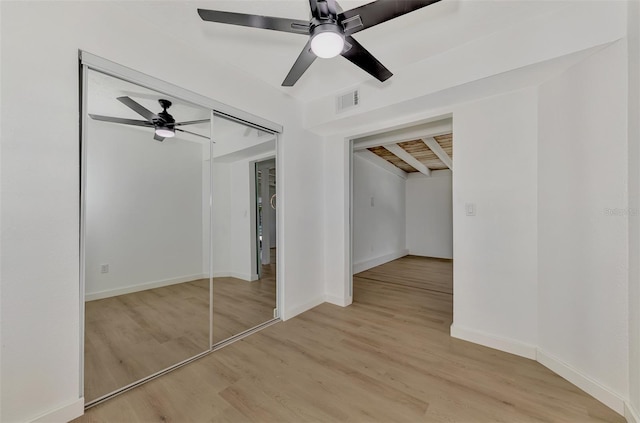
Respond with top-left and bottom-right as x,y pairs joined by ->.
198,0 -> 441,87
89,97 -> 210,141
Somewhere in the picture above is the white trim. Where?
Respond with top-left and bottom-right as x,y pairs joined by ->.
352,249 -> 409,274
450,324 -> 537,360
85,274 -> 208,301
212,272 -> 259,282
384,144 -> 431,176
536,349 -> 625,415
30,398 -> 84,423
422,137 -> 453,170
349,139 -> 354,299
354,150 -> 408,180
275,134 -> 284,320
79,51 -> 282,134
625,402 -> 640,423
282,295 -> 325,321
352,119 -> 452,150
79,63 -> 89,399
325,294 -> 352,307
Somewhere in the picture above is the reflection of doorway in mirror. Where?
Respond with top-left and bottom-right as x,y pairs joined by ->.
256,159 -> 276,279
210,114 -> 278,345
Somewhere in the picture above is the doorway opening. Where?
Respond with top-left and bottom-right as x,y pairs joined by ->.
255,158 -> 277,296
349,118 -> 454,329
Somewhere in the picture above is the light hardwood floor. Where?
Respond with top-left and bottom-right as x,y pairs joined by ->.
84,251 -> 276,403
212,251 -> 276,344
78,256 -> 623,422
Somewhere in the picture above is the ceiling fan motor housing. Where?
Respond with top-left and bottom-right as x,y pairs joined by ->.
156,99 -> 176,128
311,21 -> 343,38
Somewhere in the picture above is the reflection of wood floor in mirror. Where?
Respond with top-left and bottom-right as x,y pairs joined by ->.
84,248 -> 277,403
84,279 -> 210,403
78,255 -> 621,423
212,247 -> 277,344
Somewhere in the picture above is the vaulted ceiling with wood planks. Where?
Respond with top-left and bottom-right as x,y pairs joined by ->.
367,133 -> 453,174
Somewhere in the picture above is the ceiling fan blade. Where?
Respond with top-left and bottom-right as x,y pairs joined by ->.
338,0 -> 441,35
175,128 -> 210,140
308,0 -> 319,18
282,39 -> 317,87
89,114 -> 154,127
198,9 -> 310,34
117,96 -> 158,122
341,36 -> 393,82
174,119 -> 211,126
154,133 -> 165,142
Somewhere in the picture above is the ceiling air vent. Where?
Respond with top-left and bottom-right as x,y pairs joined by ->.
336,89 -> 360,113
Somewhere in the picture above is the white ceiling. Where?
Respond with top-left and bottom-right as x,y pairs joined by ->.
115,0 -> 571,102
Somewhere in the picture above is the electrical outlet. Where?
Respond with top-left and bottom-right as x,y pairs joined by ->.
273,308 -> 278,319
100,264 -> 109,274
465,203 -> 476,216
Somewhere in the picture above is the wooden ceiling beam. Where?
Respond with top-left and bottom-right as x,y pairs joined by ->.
384,144 -> 431,177
422,137 -> 452,170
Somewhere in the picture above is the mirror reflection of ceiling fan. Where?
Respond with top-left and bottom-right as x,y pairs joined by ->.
198,0 -> 441,87
89,97 -> 210,142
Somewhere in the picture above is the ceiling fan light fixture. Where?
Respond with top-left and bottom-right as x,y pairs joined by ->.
310,25 -> 344,59
155,126 -> 175,138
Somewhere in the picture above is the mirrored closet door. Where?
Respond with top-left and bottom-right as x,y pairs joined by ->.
82,69 -> 212,404
210,114 -> 278,345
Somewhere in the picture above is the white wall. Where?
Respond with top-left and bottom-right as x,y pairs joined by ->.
229,159 -> 257,280
0,2 -> 325,421
85,121 -> 205,299
352,153 -> 407,273
211,161 -> 231,276
538,41 -> 629,409
406,170 -> 452,259
451,88 -> 539,353
323,136 -> 352,306
628,0 -> 640,418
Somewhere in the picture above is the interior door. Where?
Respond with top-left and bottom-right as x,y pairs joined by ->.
210,114 -> 278,345
82,68 -> 212,404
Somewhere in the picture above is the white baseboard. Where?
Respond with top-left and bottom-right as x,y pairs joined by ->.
282,295 -> 325,321
86,274 -> 208,301
325,294 -> 352,307
450,325 -> 626,416
30,397 -> 84,423
536,349 -> 624,415
408,251 -> 453,260
353,249 -> 409,274
450,324 -> 537,359
213,272 -> 259,281
625,402 -> 640,423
